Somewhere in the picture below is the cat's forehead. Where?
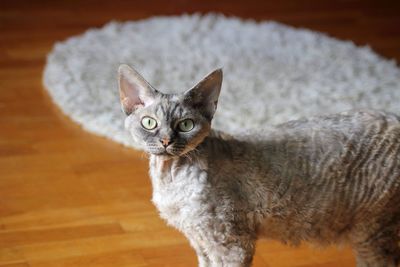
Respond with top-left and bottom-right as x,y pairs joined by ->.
153,94 -> 190,120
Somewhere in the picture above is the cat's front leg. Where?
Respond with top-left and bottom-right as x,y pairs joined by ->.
197,252 -> 211,267
188,237 -> 212,267
208,238 -> 256,267
188,233 -> 255,267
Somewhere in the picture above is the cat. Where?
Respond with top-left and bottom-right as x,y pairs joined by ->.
118,64 -> 400,267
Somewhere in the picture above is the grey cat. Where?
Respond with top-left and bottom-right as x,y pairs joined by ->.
118,64 -> 400,267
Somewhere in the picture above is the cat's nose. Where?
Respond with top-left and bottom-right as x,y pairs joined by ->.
160,137 -> 171,148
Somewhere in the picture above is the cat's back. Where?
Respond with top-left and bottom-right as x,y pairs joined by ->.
252,110 -> 400,244
277,109 -> 400,139
266,109 -> 400,154
260,109 -> 400,215
274,109 -> 400,179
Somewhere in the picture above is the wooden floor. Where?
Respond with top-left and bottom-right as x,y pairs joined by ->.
1,1 -> 399,266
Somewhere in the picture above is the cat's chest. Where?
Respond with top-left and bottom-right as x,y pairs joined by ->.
149,156 -> 209,228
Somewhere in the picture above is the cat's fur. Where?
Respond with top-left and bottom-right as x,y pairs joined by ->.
118,64 -> 400,267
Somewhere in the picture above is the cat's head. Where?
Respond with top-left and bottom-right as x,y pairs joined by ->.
118,64 -> 222,157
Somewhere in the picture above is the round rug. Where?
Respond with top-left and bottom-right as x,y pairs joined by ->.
43,14 -> 400,150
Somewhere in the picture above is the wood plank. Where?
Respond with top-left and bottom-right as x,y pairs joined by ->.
14,230 -> 186,262
0,263 -> 30,267
0,248 -> 24,266
0,223 -> 124,248
29,250 -> 147,267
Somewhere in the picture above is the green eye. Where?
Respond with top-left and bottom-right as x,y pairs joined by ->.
141,116 -> 157,130
178,119 -> 194,132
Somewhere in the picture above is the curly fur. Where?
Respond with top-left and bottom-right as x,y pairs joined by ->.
119,65 -> 400,267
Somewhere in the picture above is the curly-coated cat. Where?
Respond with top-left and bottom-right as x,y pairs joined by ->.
118,64 -> 400,267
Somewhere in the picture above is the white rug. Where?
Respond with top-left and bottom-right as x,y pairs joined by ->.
43,14 -> 400,150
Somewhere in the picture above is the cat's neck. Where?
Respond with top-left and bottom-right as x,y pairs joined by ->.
206,129 -> 235,140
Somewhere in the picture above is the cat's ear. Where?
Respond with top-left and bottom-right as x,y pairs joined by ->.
118,64 -> 157,115
184,68 -> 223,120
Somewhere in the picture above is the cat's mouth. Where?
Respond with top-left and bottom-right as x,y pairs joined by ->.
148,146 -> 179,157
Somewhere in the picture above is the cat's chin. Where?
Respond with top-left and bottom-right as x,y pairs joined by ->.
147,149 -> 178,158
149,152 -> 180,160
146,145 -> 193,158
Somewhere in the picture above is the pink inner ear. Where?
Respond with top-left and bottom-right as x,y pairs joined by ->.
121,97 -> 143,113
120,76 -> 145,113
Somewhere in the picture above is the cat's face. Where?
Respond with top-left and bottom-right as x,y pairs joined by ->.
118,65 -> 222,157
125,94 -> 212,156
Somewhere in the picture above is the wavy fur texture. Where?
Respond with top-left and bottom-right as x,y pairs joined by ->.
151,111 -> 400,267
120,65 -> 400,267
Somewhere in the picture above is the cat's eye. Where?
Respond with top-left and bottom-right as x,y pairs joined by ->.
178,119 -> 194,132
141,116 -> 157,130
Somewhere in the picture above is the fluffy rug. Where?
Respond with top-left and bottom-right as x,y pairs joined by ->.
43,14 -> 400,150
